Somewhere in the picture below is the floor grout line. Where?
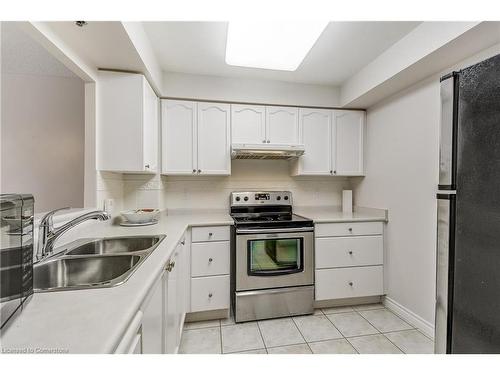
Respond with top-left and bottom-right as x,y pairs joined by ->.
290,316 -> 313,354
255,320 -> 268,353
319,309 -> 360,354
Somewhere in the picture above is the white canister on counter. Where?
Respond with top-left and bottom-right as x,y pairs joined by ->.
342,190 -> 353,213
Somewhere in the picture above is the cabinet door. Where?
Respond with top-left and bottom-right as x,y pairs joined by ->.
197,102 -> 231,175
231,104 -> 266,144
98,72 -> 146,172
165,251 -> 179,354
265,106 -> 299,144
296,108 -> 332,175
142,78 -> 158,172
333,110 -> 365,176
162,100 -> 197,175
141,276 -> 163,354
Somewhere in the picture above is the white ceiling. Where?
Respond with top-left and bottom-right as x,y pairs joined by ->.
1,22 -> 78,78
143,21 -> 421,86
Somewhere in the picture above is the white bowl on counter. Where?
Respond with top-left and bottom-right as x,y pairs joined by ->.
120,209 -> 160,224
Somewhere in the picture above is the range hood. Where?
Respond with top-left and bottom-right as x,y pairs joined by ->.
231,143 -> 305,160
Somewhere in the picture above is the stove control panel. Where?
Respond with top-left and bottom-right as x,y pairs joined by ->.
230,191 -> 292,206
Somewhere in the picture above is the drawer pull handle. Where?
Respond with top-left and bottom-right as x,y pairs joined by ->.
208,258 -> 213,263
208,293 -> 213,298
348,281 -> 353,287
348,228 -> 353,232
348,250 -> 353,255
208,232 -> 213,236
181,240 -> 185,245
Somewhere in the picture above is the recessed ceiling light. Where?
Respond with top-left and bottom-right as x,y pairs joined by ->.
225,20 -> 328,71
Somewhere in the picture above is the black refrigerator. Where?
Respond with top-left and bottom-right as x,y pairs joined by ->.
435,53 -> 500,353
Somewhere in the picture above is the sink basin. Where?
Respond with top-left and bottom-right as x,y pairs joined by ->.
34,255 -> 141,291
34,235 -> 166,292
65,236 -> 162,256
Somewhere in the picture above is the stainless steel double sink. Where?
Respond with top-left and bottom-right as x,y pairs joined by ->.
34,235 -> 166,292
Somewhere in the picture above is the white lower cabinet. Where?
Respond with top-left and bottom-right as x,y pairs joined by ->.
314,221 -> 385,302
190,226 -> 230,313
191,275 -> 230,312
141,276 -> 164,354
117,226 -> 231,354
315,266 -> 383,300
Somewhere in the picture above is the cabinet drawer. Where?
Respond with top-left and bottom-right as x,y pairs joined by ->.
191,275 -> 230,312
315,266 -> 383,301
192,226 -> 230,242
316,236 -> 383,269
315,222 -> 383,237
191,241 -> 230,277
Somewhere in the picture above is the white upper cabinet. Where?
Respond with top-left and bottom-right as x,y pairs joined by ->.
265,106 -> 299,145
231,104 -> 266,144
162,100 -> 197,175
162,100 -> 231,176
197,103 -> 231,175
334,110 -> 365,176
292,108 -> 332,175
98,72 -> 158,173
292,109 -> 365,176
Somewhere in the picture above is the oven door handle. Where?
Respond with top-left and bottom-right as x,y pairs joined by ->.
235,227 -> 313,234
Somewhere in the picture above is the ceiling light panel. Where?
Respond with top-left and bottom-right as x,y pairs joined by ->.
225,20 -> 328,71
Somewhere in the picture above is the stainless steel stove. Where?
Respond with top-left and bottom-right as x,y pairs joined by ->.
230,191 -> 314,323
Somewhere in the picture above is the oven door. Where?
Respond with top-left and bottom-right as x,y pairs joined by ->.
235,228 -> 314,291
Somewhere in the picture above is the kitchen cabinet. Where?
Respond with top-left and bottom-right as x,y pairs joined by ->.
314,221 -> 384,302
231,104 -> 266,144
135,232 -> 189,354
161,100 -> 197,175
292,108 -> 332,175
162,100 -> 231,176
197,102 -> 231,175
165,248 -> 179,354
141,276 -> 164,354
334,110 -> 365,176
98,71 -> 158,173
265,106 -> 299,144
190,225 -> 230,313
292,109 -> 365,176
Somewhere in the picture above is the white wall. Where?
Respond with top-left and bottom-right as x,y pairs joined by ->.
351,43 -> 500,327
1,73 -> 85,212
116,160 -> 350,211
163,72 -> 340,107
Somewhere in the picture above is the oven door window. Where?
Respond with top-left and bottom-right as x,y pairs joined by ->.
247,237 -> 303,276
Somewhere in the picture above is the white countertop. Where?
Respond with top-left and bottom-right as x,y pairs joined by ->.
0,210 -> 233,354
295,206 -> 388,223
0,206 -> 387,353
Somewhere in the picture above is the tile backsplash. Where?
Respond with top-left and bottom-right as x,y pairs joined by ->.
96,160 -> 351,214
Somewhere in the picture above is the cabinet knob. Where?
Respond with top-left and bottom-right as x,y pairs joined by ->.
145,164 -> 150,169
348,281 -> 353,287
208,258 -> 213,263
208,293 -> 213,298
267,140 -> 270,143
330,170 -> 333,174
208,232 -> 213,236
348,227 -> 353,232
198,169 -> 201,173
181,240 -> 185,245
348,250 -> 353,255
333,170 -> 337,174
192,169 -> 196,173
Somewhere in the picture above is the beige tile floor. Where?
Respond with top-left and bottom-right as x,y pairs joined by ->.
179,303 -> 434,354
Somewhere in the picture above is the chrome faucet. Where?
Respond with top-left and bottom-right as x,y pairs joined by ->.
36,207 -> 110,262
